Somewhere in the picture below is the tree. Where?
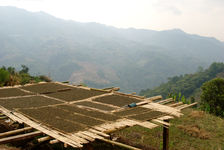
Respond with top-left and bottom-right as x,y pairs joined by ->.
200,78 -> 224,117
19,65 -> 29,74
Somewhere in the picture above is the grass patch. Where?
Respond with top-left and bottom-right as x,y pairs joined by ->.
113,108 -> 224,150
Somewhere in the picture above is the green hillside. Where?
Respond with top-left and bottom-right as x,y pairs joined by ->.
139,62 -> 224,99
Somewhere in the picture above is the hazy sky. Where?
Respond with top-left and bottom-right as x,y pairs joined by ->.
1,0 -> 224,41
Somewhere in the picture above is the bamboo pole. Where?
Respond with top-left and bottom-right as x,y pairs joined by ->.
0,127 -> 33,138
49,139 -> 60,144
37,136 -> 52,143
98,138 -> 141,150
0,131 -> 42,144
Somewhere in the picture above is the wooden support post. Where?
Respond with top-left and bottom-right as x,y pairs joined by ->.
163,120 -> 169,150
0,131 -> 42,144
0,127 -> 33,138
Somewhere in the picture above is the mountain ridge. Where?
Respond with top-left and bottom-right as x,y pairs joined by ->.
0,6 -> 224,92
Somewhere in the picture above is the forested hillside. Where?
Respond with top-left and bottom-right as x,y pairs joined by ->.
1,6 -> 224,92
139,62 -> 224,99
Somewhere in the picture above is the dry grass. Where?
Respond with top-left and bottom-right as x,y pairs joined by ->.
177,124 -> 210,139
113,108 -> 224,150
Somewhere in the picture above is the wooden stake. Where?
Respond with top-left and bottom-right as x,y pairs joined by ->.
163,120 -> 169,150
0,127 -> 33,138
0,131 -> 42,144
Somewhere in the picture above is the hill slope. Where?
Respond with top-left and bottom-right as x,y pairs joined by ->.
1,6 -> 224,92
139,62 -> 224,98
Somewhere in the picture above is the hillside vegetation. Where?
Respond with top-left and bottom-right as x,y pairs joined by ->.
113,108 -> 224,150
139,62 -> 224,99
1,6 -> 224,92
0,65 -> 50,86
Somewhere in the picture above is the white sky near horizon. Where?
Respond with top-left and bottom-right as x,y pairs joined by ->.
0,0 -> 224,41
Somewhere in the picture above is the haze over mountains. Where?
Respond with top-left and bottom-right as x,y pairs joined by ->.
1,6 -> 224,92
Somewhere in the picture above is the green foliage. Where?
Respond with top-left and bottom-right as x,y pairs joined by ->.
200,78 -> 224,117
0,68 -> 10,86
0,66 -> 51,86
140,62 -> 224,99
19,65 -> 29,74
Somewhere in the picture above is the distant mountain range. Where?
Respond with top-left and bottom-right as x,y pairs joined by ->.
1,6 -> 224,92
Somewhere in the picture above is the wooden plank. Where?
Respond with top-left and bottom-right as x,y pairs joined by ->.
136,95 -> 162,106
88,129 -> 109,138
0,127 -> 33,138
81,131 -> 104,139
151,119 -> 170,127
137,121 -> 158,129
74,132 -> 95,142
141,103 -> 183,117
13,112 -> 82,148
167,102 -> 183,107
0,131 -> 42,144
0,107 -> 24,123
175,104 -> 188,109
70,134 -> 89,144
157,116 -> 174,121
177,102 -> 198,110
157,98 -> 174,104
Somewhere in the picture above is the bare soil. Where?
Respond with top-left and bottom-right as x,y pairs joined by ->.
0,96 -> 62,110
0,88 -> 33,98
75,101 -> 116,111
93,95 -> 141,107
45,88 -> 106,102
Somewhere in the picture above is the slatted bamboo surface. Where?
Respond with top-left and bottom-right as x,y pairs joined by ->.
0,82 -> 196,148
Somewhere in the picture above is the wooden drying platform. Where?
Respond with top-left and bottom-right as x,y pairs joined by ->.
0,82 -> 197,149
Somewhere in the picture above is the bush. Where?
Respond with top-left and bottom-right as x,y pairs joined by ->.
200,78 -> 224,117
0,68 -> 10,86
